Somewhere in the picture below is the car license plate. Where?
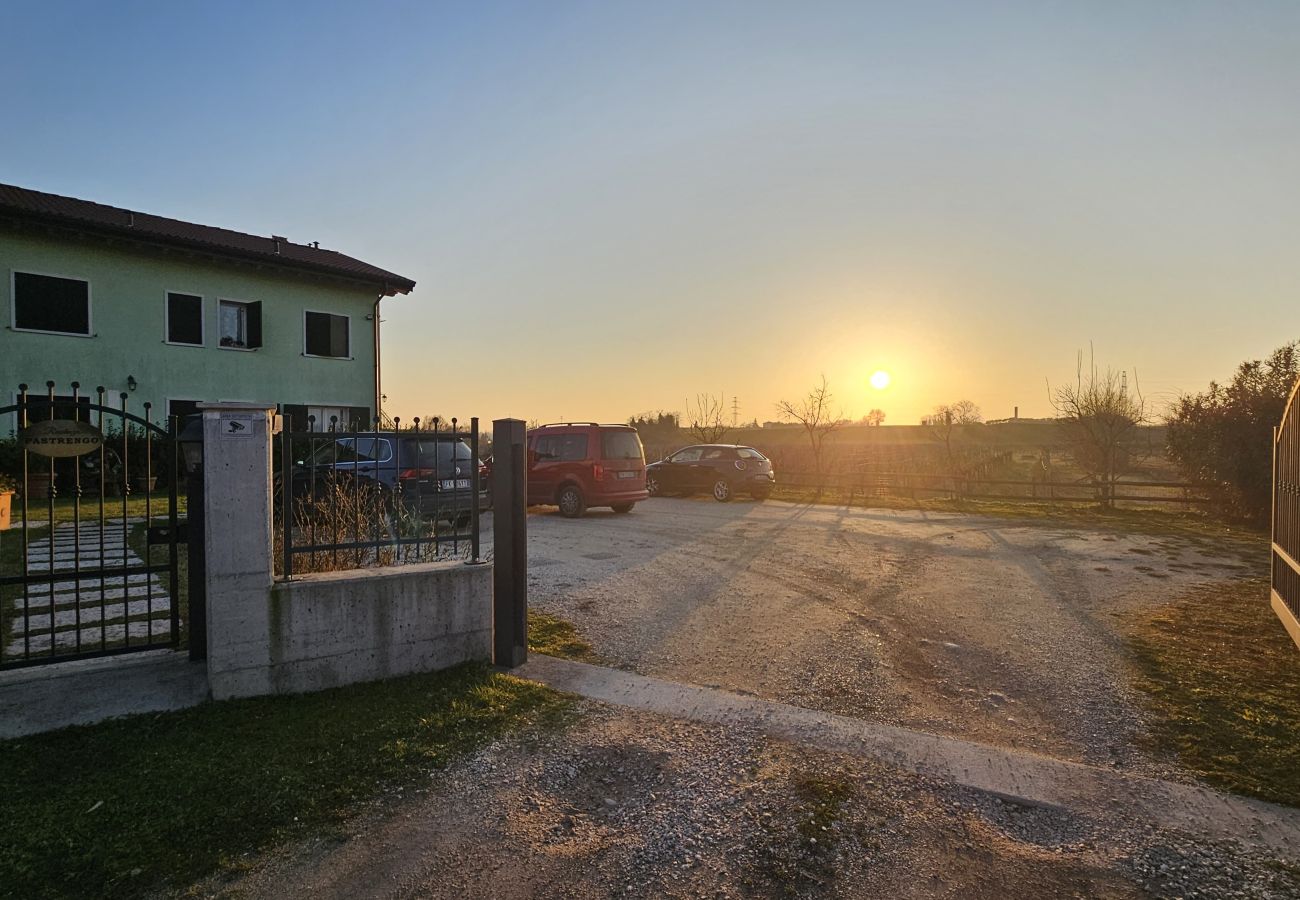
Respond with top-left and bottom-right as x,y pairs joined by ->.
441,478 -> 471,490
617,470 -> 636,479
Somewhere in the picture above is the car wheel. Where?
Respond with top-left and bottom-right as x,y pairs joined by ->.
712,479 -> 733,502
751,489 -> 771,501
646,474 -> 660,496
558,485 -> 586,518
611,502 -> 635,514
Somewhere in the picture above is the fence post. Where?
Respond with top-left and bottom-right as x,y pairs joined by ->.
492,418 -> 528,668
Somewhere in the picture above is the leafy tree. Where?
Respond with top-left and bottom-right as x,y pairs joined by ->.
1167,341 -> 1300,523
862,409 -> 886,426
1050,356 -> 1145,508
776,375 -> 843,475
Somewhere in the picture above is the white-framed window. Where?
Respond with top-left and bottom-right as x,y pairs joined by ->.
165,291 -> 204,346
10,270 -> 92,336
218,299 -> 262,349
303,310 -> 350,359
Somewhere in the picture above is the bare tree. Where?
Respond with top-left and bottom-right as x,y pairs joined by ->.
776,375 -> 843,475
1050,353 -> 1146,508
863,408 -> 886,427
685,393 -> 732,443
924,400 -> 982,465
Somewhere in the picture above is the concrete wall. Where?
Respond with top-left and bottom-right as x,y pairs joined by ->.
266,562 -> 492,694
202,405 -> 493,700
0,228 -> 380,421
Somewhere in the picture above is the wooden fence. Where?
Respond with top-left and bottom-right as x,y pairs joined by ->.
774,470 -> 1210,507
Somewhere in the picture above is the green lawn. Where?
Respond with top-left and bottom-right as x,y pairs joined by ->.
0,663 -> 573,900
9,492 -> 188,527
1129,577 -> 1300,807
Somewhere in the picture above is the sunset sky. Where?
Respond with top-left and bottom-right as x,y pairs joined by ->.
5,1 -> 1298,426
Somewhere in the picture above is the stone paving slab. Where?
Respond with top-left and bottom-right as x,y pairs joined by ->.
516,654 -> 1300,856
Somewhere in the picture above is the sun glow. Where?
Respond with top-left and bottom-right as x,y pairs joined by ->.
870,370 -> 891,390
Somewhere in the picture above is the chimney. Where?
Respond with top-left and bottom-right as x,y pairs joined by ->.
1014,406 -> 1019,420
271,235 -> 287,255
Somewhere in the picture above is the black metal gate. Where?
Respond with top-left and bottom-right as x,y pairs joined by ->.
0,382 -> 183,669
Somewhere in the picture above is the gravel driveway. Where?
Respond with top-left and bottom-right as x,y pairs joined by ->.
525,497 -> 1261,776
214,499 -> 1293,899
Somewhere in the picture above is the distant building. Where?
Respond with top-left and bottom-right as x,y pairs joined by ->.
1,183 -> 415,431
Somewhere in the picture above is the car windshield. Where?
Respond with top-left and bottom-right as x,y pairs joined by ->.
601,431 -> 644,460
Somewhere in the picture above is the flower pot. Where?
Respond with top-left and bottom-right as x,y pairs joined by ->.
132,475 -> 157,494
0,491 -> 11,530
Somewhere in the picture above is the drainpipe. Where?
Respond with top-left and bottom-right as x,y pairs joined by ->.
373,289 -> 385,425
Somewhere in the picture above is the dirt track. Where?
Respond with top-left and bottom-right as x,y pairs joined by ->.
526,497 -> 1260,775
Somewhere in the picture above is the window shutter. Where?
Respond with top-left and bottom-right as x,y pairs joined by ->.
331,316 -> 349,358
247,301 -> 263,349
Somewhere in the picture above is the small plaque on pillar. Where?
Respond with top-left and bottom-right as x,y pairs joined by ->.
219,413 -> 257,438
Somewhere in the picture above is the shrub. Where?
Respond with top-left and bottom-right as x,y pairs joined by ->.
1166,341 -> 1299,524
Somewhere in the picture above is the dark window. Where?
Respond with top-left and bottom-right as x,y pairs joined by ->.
534,434 -> 588,462
702,447 -> 732,460
670,447 -> 703,463
601,431 -> 644,461
736,447 -> 766,460
305,311 -> 349,358
24,394 -> 90,422
166,293 -> 203,345
399,439 -> 474,466
168,399 -> 201,420
13,272 -> 90,335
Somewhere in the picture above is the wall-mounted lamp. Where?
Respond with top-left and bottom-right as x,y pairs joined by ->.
126,375 -> 138,392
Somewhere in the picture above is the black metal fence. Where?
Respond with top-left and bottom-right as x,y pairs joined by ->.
0,382 -> 184,669
275,415 -> 484,579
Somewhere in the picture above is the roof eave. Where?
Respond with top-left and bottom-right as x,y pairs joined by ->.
1,208 -> 417,294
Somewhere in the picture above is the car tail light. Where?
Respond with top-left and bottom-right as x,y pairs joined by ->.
478,462 -> 489,479
592,463 -> 605,481
399,467 -> 433,480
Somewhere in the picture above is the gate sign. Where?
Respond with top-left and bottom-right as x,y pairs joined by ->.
21,419 -> 103,458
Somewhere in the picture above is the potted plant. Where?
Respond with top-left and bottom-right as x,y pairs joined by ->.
0,472 -> 14,530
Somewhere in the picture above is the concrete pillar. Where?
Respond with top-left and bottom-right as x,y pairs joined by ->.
200,403 -> 275,699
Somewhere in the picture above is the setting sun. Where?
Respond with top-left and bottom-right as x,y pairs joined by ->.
870,370 -> 891,390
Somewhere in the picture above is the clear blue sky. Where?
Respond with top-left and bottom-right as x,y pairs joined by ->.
5,1 -> 1299,424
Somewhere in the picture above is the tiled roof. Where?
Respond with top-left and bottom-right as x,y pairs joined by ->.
0,183 -> 415,294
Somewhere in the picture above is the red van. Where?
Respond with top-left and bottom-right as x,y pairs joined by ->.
526,423 -> 649,517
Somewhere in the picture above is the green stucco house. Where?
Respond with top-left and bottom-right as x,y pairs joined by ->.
0,183 -> 415,431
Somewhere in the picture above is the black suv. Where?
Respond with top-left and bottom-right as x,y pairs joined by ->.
646,445 -> 775,502
288,433 -> 488,523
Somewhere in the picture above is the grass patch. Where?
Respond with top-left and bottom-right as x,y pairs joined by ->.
1129,577 -> 1300,807
0,662 -> 573,900
12,493 -> 188,527
528,610 -> 600,662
